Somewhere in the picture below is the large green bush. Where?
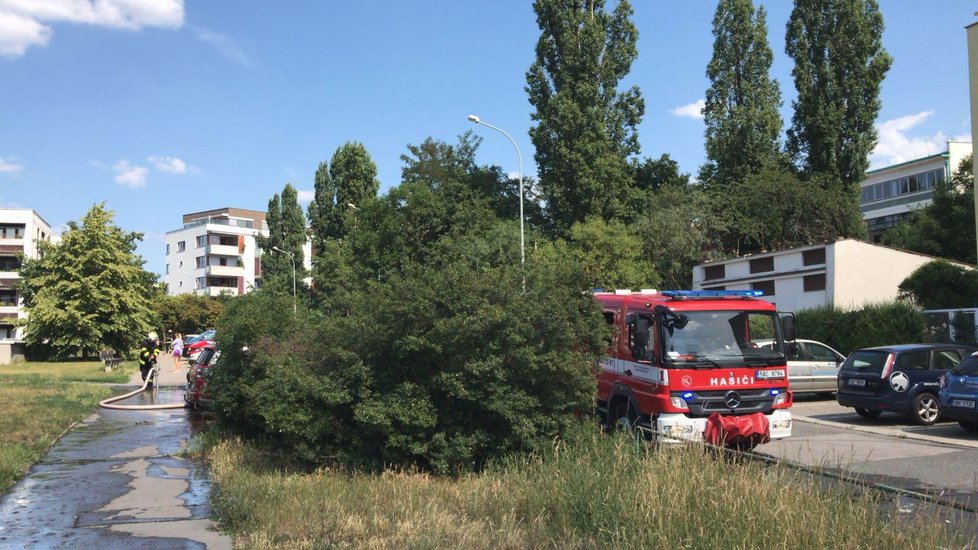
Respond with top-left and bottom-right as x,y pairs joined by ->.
210,255 -> 604,474
794,301 -> 927,355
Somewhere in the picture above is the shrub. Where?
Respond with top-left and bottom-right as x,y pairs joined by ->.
210,255 -> 605,474
795,301 -> 927,355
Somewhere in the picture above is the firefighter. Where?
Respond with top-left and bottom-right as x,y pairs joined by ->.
139,335 -> 160,387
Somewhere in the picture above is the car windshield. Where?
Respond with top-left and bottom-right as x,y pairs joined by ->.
662,310 -> 783,366
841,350 -> 889,374
952,355 -> 978,376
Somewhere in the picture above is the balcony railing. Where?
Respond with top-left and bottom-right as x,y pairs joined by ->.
205,286 -> 240,297
207,243 -> 241,256
205,264 -> 245,277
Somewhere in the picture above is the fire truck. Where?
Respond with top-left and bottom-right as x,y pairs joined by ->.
595,289 -> 794,447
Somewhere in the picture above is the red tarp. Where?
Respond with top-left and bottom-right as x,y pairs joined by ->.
703,412 -> 771,446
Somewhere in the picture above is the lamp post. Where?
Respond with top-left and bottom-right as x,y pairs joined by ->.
347,203 -> 358,229
272,246 -> 296,313
467,114 -> 525,266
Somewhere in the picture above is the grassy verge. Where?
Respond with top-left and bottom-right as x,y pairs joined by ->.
0,361 -> 134,492
200,426 -> 968,549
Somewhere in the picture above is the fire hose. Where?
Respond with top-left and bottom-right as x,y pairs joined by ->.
98,364 -> 186,410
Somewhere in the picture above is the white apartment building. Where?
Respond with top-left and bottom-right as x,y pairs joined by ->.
0,209 -> 52,364
692,239 -> 970,313
164,208 -> 269,297
861,140 -> 972,242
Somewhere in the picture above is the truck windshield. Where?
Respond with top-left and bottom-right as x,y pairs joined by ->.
662,310 -> 783,367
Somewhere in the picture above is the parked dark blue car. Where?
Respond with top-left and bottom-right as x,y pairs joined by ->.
836,344 -> 977,425
939,351 -> 978,432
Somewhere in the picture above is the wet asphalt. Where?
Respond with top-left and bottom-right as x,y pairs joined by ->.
0,355 -> 231,550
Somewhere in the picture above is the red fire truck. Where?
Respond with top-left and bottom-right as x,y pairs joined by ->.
595,289 -> 794,447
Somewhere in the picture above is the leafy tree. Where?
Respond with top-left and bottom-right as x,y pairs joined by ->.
633,183 -> 715,289
566,217 -> 658,290
308,142 -> 380,249
883,155 -> 975,264
156,294 -> 224,336
258,183 -> 307,288
898,260 -> 978,310
526,0 -> 645,233
17,204 -> 159,358
633,154 -> 690,194
702,0 -> 782,188
785,0 -> 892,187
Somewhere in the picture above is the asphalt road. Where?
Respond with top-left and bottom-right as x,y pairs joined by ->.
757,393 -> 978,541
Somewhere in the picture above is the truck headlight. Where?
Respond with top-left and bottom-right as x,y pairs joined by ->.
773,392 -> 787,406
670,396 -> 689,410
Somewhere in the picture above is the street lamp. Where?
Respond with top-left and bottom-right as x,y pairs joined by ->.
271,246 -> 296,313
467,114 -> 525,266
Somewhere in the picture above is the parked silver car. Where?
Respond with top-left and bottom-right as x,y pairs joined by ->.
757,339 -> 846,394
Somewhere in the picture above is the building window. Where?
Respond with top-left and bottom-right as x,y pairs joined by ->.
197,235 -> 207,248
166,243 -> 170,255
803,274 -> 826,292
219,257 -> 228,266
196,277 -> 207,290
860,168 -> 943,205
177,241 -> 186,253
704,264 -> 725,281
803,248 -> 826,266
0,325 -> 12,339
196,256 -> 207,268
0,225 -> 25,239
749,257 -> 774,274
752,280 -> 775,296
0,256 -> 21,272
0,290 -> 16,306
165,264 -> 170,275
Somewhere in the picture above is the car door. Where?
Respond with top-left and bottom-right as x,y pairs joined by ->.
926,348 -> 965,390
804,341 -> 844,393
786,341 -> 811,392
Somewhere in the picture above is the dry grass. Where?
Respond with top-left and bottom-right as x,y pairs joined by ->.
203,429 -> 970,549
0,360 -> 133,491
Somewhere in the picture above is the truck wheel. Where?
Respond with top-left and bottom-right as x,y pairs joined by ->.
959,420 -> 978,432
854,407 -> 881,419
910,393 -> 940,426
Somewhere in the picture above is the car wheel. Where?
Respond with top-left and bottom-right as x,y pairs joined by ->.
855,407 -> 882,419
911,393 -> 940,426
959,420 -> 978,432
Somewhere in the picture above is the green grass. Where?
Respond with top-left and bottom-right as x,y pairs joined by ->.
198,426 -> 970,549
0,360 -> 135,492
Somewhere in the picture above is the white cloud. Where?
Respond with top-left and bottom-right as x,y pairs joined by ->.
296,189 -> 315,203
0,0 -> 184,58
670,99 -> 705,120
0,157 -> 24,173
0,10 -> 50,57
192,26 -> 251,66
113,160 -> 148,187
869,110 -> 966,168
147,155 -> 186,174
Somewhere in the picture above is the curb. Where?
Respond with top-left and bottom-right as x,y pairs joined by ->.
792,413 -> 978,449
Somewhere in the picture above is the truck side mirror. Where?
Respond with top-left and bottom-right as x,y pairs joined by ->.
780,312 -> 796,342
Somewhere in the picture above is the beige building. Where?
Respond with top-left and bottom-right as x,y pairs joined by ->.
692,239 -> 970,313
860,140 -> 972,242
0,209 -> 52,364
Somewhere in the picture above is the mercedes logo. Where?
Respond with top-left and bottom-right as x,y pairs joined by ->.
724,391 -> 741,409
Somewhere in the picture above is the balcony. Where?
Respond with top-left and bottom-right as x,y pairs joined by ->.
205,264 -> 245,277
207,243 -> 241,257
0,305 -> 18,316
205,286 -> 239,297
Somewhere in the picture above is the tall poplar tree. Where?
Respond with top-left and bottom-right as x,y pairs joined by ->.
526,0 -> 644,234
308,142 -> 379,248
785,0 -> 892,187
258,184 -> 307,286
18,204 -> 159,358
702,0 -> 782,188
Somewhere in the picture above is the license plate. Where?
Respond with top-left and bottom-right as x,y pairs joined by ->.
848,378 -> 866,387
756,369 -> 785,380
951,399 -> 976,409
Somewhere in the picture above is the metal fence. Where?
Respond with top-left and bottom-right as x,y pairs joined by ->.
922,308 -> 978,345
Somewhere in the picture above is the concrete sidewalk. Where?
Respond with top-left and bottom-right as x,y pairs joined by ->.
0,353 -> 231,549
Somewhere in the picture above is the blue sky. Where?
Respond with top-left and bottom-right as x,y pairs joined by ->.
1,1 -> 975,276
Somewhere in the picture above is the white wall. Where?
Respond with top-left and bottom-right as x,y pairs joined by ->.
830,240 -> 943,310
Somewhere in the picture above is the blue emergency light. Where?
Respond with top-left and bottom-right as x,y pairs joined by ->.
660,290 -> 764,298
681,391 -> 694,400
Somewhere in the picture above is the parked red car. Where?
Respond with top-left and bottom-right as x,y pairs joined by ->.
184,332 -> 216,360
184,345 -> 219,410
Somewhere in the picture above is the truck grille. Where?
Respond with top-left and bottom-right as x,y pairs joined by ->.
680,389 -> 776,416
